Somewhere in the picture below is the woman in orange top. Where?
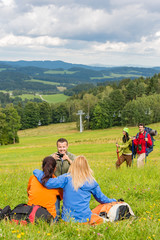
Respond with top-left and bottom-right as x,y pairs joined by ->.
27,156 -> 63,220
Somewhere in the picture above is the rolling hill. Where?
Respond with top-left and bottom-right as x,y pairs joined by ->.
0,60 -> 159,93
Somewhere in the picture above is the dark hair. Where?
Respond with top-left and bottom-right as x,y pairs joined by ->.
139,123 -> 145,127
122,132 -> 129,143
57,138 -> 68,146
41,156 -> 56,186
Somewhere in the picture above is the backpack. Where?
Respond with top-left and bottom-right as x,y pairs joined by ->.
144,127 -> 157,156
132,127 -> 157,158
0,204 -> 53,225
92,202 -> 135,222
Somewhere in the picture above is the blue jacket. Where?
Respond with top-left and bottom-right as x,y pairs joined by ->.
33,169 -> 116,223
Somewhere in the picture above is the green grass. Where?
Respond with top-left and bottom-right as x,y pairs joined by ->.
90,73 -> 143,80
25,79 -> 60,85
0,68 -> 6,72
41,94 -> 69,103
44,70 -> 76,75
10,93 -> 68,103
0,122 -> 160,239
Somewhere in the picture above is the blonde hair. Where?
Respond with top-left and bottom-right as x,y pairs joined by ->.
68,155 -> 95,191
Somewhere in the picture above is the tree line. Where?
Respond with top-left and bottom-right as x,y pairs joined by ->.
0,73 -> 160,145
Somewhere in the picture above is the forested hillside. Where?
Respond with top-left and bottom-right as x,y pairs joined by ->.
0,61 -> 160,93
0,65 -> 160,145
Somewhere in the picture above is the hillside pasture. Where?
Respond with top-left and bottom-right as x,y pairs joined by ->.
25,79 -> 60,85
41,94 -> 69,103
10,92 -> 69,103
44,70 -> 76,75
0,123 -> 160,239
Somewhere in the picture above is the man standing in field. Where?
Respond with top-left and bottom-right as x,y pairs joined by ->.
133,123 -> 152,167
51,138 -> 76,177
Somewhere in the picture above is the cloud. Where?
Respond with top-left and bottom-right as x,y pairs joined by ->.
0,34 -> 67,48
0,0 -> 160,66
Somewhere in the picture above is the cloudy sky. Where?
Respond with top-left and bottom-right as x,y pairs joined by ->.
0,0 -> 160,66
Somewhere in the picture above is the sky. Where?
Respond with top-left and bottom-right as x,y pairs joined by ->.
0,0 -> 160,67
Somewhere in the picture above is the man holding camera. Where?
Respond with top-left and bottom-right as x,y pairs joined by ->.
51,138 -> 76,177
133,123 -> 152,167
51,138 -> 76,220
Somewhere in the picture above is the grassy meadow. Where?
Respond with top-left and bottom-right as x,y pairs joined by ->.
10,93 -> 69,103
41,94 -> 69,103
0,122 -> 160,239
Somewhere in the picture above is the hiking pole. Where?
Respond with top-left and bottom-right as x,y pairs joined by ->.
116,143 -> 120,165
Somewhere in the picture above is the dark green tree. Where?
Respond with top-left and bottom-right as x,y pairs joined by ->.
109,89 -> 125,126
39,102 -> 52,126
23,102 -> 40,129
2,104 -> 21,144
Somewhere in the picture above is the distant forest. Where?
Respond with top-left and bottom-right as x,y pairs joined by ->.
0,70 -> 160,145
0,61 -> 160,94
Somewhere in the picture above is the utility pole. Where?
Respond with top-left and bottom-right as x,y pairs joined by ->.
77,110 -> 85,133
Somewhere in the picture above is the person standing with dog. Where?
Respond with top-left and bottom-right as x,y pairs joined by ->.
116,128 -> 132,168
133,123 -> 152,167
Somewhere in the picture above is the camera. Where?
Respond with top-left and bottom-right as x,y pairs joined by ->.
57,153 -> 64,158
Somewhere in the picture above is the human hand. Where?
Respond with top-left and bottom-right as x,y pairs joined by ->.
145,138 -> 148,142
52,153 -> 60,160
62,154 -> 72,164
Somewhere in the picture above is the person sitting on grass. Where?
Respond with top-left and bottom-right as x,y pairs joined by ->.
33,155 -> 117,225
27,156 -> 63,221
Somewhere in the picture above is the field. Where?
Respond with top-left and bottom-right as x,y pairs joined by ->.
25,79 -> 60,86
41,94 -> 69,103
0,123 -> 160,239
9,93 -> 68,104
90,73 -> 142,80
44,70 -> 76,75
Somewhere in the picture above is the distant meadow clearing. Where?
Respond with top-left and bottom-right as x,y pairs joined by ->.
0,122 -> 160,239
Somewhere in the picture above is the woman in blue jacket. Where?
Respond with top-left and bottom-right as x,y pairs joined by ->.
33,155 -> 116,225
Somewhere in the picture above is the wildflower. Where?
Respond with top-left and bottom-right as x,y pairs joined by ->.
12,230 -> 17,233
158,219 -> 160,221
17,234 -> 21,238
47,233 -> 51,236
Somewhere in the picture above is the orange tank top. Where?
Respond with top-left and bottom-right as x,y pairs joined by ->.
27,175 -> 63,218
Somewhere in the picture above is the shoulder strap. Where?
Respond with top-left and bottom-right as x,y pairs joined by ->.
144,131 -> 148,138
